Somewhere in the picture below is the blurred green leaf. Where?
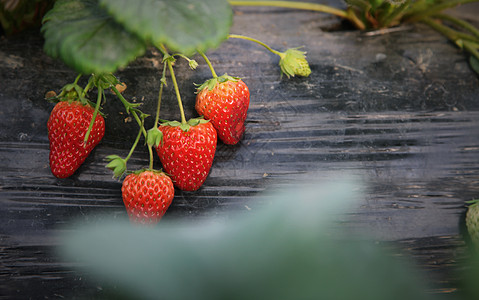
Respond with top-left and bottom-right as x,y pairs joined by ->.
99,0 -> 233,55
60,180 -> 433,300
470,55 -> 479,76
42,0 -> 146,74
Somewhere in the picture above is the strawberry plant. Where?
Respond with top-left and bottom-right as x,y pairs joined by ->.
39,0 -> 478,223
230,0 -> 479,75
40,0 -> 312,222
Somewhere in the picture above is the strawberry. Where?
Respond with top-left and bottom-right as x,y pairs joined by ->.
121,170 -> 174,224
156,119 -> 217,191
195,74 -> 250,145
47,100 -> 105,178
466,200 -> 479,246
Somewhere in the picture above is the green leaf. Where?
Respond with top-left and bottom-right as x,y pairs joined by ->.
470,55 -> 479,76
179,123 -> 190,132
105,155 -> 127,179
42,0 -> 147,74
59,180 -> 433,300
99,0 -> 233,55
147,127 -> 163,147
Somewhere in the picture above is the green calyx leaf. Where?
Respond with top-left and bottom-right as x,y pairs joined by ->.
105,155 -> 127,179
42,0 -> 147,74
160,118 -> 209,132
92,73 -> 120,89
278,48 -> 312,78
161,120 -> 182,127
187,117 -> 209,126
100,0 -> 233,56
196,73 -> 240,92
466,199 -> 479,205
188,59 -> 199,70
147,127 -> 163,148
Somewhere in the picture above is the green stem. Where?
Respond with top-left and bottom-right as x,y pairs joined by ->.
406,0 -> 479,23
229,0 -> 348,18
125,120 -> 144,162
378,0 -> 411,28
110,84 -> 147,138
422,17 -> 479,44
157,44 -> 187,124
433,13 -> 479,40
148,144 -> 154,170
229,0 -> 366,29
229,34 -> 283,56
154,63 -> 168,127
197,49 -> 218,78
73,73 -> 82,85
167,59 -> 187,125
464,40 -> 479,61
82,77 -> 94,98
346,7 -> 366,30
83,86 -> 102,144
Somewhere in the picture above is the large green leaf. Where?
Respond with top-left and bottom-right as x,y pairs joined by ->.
60,180 -> 433,300
100,0 -> 233,55
42,0 -> 146,74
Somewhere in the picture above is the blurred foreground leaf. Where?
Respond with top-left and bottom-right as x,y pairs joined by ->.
60,180 -> 432,300
42,0 -> 146,74
99,0 -> 233,55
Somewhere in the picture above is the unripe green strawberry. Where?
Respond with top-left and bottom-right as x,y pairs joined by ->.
47,100 -> 105,178
156,119 -> 217,191
195,74 -> 250,145
466,200 -> 479,246
121,170 -> 174,225
278,48 -> 311,78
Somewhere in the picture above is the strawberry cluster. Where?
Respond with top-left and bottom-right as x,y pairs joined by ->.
46,70 -> 251,225
46,36 -> 309,225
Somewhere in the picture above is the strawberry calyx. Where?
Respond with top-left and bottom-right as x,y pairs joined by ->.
129,168 -> 168,176
160,117 -> 210,133
105,155 -> 127,179
195,73 -> 240,93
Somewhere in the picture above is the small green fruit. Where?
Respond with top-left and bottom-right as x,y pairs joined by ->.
279,48 -> 312,78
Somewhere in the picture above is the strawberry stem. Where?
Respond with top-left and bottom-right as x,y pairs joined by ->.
167,60 -> 187,124
82,76 -> 94,98
157,44 -> 187,125
148,144 -> 154,170
228,34 -> 283,56
155,46 -> 187,126
125,116 -> 145,162
229,0 -> 365,29
154,63 -> 168,127
110,83 -> 148,138
83,86 -> 102,144
73,73 -> 82,85
197,50 -> 218,78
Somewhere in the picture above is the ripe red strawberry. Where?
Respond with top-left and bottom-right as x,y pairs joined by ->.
195,74 -> 250,145
47,100 -> 105,178
156,119 -> 217,191
121,170 -> 174,224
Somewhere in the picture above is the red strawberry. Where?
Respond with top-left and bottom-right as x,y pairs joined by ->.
156,119 -> 217,191
195,74 -> 250,145
121,170 -> 174,224
47,100 -> 105,178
